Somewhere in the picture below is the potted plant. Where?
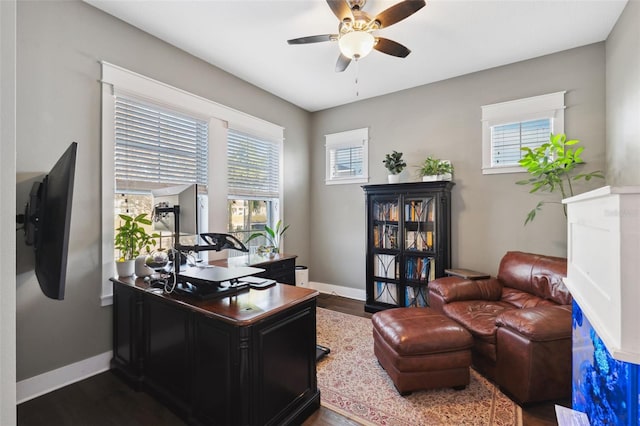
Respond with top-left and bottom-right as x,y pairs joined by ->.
114,213 -> 159,277
516,133 -> 604,224
383,151 -> 407,183
418,157 -> 454,182
245,219 -> 290,256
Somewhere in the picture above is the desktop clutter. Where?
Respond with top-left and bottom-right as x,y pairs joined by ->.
117,184 -> 275,300
139,233 -> 276,299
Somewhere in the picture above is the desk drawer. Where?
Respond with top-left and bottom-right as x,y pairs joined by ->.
256,258 -> 296,285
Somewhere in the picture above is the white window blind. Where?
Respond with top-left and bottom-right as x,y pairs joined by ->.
325,127 -> 369,185
481,91 -> 565,174
115,96 -> 209,191
227,129 -> 280,198
491,118 -> 551,166
330,146 -> 364,178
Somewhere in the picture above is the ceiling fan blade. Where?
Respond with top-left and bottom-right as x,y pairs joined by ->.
326,0 -> 354,22
374,0 -> 426,28
335,54 -> 352,72
374,37 -> 411,58
287,34 -> 336,45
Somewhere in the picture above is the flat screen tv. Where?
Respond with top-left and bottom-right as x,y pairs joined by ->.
18,142 -> 77,300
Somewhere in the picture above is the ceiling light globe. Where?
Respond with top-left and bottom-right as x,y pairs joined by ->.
339,31 -> 375,60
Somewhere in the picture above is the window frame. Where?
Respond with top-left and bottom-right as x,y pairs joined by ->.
325,127 -> 369,185
481,91 -> 565,175
100,62 -> 283,305
226,128 -> 284,253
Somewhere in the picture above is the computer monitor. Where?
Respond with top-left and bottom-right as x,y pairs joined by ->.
152,184 -> 199,236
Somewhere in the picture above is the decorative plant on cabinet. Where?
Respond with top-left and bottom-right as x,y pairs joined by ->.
417,157 -> 454,182
383,151 -> 407,183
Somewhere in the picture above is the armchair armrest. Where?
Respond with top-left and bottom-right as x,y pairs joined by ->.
496,305 -> 572,341
428,276 -> 502,303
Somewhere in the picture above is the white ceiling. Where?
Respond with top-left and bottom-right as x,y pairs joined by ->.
86,0 -> 627,112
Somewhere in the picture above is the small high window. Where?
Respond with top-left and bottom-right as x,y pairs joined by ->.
481,91 -> 565,174
325,128 -> 369,185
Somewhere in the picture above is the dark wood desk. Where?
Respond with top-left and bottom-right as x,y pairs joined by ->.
111,276 -> 320,425
211,253 -> 297,285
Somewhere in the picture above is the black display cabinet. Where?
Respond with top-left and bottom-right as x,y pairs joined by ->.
362,181 -> 454,313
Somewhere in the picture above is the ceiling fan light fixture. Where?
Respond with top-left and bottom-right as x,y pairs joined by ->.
338,31 -> 375,60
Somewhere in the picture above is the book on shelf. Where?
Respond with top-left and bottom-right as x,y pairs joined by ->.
374,202 -> 399,221
374,223 -> 398,249
405,199 -> 432,222
405,230 -> 435,251
374,281 -> 397,305
405,286 -> 428,307
405,257 -> 435,282
374,254 -> 398,279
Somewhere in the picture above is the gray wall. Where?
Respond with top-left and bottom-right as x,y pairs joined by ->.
1,0 -> 17,421
606,0 -> 640,185
309,44 -> 606,290
16,0 -> 310,381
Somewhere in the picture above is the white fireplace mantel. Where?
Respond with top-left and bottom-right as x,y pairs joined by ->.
563,186 -> 640,364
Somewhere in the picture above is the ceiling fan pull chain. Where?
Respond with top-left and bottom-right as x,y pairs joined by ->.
355,59 -> 360,97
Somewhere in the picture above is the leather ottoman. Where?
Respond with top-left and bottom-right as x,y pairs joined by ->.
372,307 -> 473,395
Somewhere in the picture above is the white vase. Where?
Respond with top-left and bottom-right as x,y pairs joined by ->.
116,259 -> 135,277
135,255 -> 153,277
422,174 -> 452,182
388,174 -> 401,184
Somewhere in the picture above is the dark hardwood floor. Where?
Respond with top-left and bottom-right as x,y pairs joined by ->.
17,293 -> 567,426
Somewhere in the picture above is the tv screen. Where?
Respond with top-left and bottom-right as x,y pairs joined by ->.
29,142 -> 77,300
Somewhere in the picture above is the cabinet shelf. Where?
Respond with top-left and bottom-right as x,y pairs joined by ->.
363,181 -> 453,313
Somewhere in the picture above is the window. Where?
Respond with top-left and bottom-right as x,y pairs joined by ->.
114,96 -> 209,252
325,127 -> 369,185
101,62 -> 283,305
481,91 -> 565,174
227,129 -> 282,253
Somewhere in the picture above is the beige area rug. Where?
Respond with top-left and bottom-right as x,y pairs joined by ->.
316,307 -> 523,426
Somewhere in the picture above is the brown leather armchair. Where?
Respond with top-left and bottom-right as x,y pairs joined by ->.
428,251 -> 572,404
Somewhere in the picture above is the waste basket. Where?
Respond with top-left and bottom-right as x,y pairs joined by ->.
295,265 -> 309,287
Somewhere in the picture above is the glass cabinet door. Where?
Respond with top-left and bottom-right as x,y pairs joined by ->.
372,198 -> 400,250
403,196 -> 437,308
372,253 -> 400,305
371,198 -> 401,306
404,196 -> 435,253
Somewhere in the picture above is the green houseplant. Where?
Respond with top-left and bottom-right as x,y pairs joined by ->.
417,157 -> 454,181
245,219 -> 290,255
114,213 -> 159,276
516,133 -> 604,224
383,151 -> 407,183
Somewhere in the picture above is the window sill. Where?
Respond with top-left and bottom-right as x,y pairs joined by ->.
326,177 -> 369,185
482,165 -> 526,175
101,292 -> 113,307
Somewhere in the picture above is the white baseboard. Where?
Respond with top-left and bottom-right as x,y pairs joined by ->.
17,351 -> 112,404
308,281 -> 366,301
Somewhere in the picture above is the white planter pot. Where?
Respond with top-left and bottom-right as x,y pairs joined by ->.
116,259 -> 135,277
388,174 -> 401,184
135,255 -> 153,277
422,174 -> 452,182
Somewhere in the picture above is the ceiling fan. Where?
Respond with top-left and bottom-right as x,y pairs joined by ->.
287,0 -> 426,72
